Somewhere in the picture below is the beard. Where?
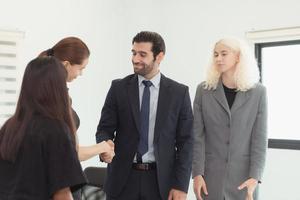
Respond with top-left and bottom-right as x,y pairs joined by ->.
133,61 -> 155,76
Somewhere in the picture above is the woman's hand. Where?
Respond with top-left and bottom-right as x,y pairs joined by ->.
78,140 -> 114,162
238,178 -> 258,200
193,175 -> 208,200
99,140 -> 115,163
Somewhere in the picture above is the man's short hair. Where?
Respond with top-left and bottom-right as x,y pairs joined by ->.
132,31 -> 166,58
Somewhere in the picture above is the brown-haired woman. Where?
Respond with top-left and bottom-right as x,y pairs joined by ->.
0,57 -> 86,200
39,36 -> 114,160
39,37 -> 114,199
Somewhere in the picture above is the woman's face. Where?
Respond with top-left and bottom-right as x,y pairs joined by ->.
213,43 -> 239,74
65,58 -> 89,82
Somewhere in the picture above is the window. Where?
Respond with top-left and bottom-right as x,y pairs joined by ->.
0,30 -> 24,127
247,27 -> 300,150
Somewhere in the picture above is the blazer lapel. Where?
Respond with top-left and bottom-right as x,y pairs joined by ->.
153,74 -> 171,143
127,75 -> 141,134
213,80 -> 231,119
231,90 -> 250,114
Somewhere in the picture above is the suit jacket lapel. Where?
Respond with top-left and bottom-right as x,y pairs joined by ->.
213,80 -> 231,119
231,90 -> 250,114
154,74 -> 170,143
127,75 -> 141,134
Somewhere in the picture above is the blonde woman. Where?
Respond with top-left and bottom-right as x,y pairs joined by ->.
192,38 -> 267,200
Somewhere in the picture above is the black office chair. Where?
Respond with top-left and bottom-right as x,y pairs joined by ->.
81,167 -> 107,200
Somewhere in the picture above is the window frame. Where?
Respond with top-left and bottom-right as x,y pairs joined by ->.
254,39 -> 300,150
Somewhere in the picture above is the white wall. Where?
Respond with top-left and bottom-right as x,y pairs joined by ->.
1,0 -> 121,167
1,0 -> 300,199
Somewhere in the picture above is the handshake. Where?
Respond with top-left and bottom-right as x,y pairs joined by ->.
99,140 -> 115,163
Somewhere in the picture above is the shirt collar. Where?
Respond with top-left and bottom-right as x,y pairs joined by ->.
138,72 -> 161,88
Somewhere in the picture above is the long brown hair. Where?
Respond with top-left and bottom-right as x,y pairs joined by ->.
0,57 -> 76,162
39,37 -> 90,64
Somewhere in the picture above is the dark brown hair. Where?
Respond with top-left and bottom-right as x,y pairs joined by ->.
39,37 -> 90,65
132,31 -> 166,58
0,57 -> 76,162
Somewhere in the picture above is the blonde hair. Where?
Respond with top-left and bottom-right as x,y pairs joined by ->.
204,37 -> 260,91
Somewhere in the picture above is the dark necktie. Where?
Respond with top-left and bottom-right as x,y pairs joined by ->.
137,80 -> 152,163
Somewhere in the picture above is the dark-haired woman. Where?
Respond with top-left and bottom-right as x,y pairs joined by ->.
0,57 -> 87,200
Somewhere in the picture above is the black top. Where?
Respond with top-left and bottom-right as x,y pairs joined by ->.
0,115 -> 86,200
223,84 -> 237,109
72,108 -> 80,129
70,96 -> 80,129
71,108 -> 82,200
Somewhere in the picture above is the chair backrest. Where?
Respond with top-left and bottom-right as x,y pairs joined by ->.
81,167 -> 107,200
84,166 -> 107,187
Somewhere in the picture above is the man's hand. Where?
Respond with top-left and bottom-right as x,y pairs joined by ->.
238,178 -> 258,200
193,175 -> 208,200
167,188 -> 187,200
99,140 -> 115,163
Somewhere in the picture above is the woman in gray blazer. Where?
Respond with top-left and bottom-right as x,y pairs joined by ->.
192,38 -> 267,200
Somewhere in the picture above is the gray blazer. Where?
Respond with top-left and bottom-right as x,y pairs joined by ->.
192,81 -> 267,200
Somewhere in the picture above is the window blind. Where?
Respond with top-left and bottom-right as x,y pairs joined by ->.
0,30 -> 24,126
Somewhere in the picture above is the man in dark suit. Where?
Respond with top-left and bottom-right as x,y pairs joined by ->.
96,31 -> 193,200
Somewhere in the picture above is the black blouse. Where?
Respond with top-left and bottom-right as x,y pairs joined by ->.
71,107 -> 82,200
72,108 -> 80,129
223,84 -> 237,109
0,116 -> 86,200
